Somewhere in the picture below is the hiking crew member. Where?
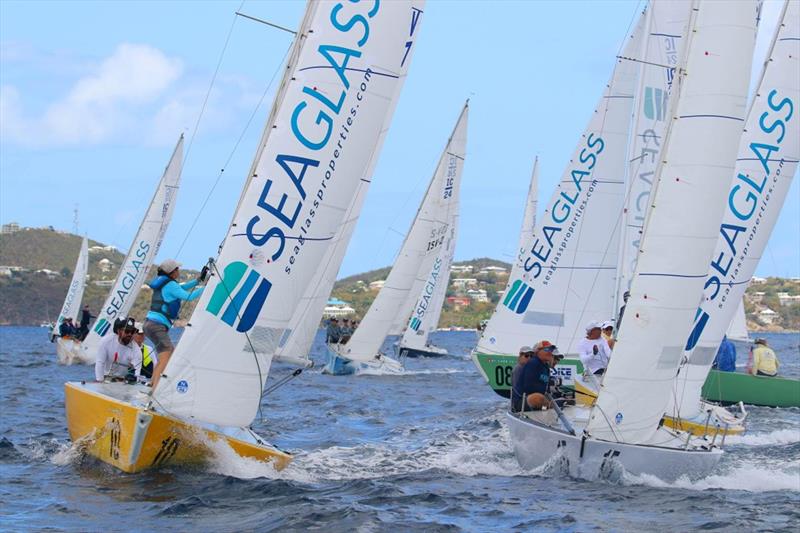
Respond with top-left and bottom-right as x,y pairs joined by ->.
578,321 -> 612,376
326,318 -> 341,344
59,317 -> 78,338
512,341 -> 561,412
601,320 -> 616,350
512,346 -> 534,395
712,335 -> 737,372
144,259 -> 206,389
78,304 -> 94,340
749,338 -> 780,377
94,317 -> 142,382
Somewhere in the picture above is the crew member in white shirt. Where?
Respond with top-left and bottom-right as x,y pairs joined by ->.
577,321 -> 612,376
94,317 -> 143,382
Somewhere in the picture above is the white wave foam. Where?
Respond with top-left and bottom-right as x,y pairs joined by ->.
626,463 -> 800,492
725,428 -> 800,446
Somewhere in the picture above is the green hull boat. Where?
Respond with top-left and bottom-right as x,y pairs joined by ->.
472,352 -> 800,408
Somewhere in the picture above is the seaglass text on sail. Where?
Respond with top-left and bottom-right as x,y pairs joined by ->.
243,1 -> 382,272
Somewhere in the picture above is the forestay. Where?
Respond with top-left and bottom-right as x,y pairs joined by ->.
343,102 -> 468,363
80,135 -> 183,358
155,1 -> 426,427
54,236 -> 89,337
671,0 -> 799,421
273,1 -> 424,366
476,13 -> 644,357
615,1 -> 691,311
587,0 -> 757,444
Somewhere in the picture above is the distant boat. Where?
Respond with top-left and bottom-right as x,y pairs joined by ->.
53,236 -> 89,364
64,0 -> 424,472
324,102 -> 468,375
71,135 -> 183,365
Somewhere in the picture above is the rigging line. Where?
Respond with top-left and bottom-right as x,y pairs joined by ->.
174,41 -> 294,257
235,11 -> 296,35
183,0 -> 246,166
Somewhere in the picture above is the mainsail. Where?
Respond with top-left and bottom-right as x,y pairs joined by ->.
671,0 -> 799,421
726,299 -> 751,344
53,236 -> 89,338
587,0 -> 757,444
476,12 -> 644,357
155,1 -> 426,427
79,135 -> 183,359
615,1 -> 691,311
273,2 -> 424,366
343,102 -> 468,362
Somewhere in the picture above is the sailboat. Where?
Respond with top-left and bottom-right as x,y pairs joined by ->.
53,236 -> 89,364
324,101 -> 468,375
667,0 -> 799,421
508,0 -> 757,481
64,0 -> 425,472
472,3 -> 646,390
725,300 -> 751,344
68,135 -> 183,365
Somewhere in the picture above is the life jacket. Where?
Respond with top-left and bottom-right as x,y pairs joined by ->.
142,344 -> 153,367
149,275 -> 181,324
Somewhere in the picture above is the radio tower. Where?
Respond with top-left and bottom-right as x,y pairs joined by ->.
73,204 -> 79,235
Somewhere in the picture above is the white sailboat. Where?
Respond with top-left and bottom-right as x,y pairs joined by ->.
72,135 -> 183,365
324,102 -> 468,375
668,0 -> 799,432
64,0 -> 425,472
53,236 -> 89,364
509,0 -> 757,481
475,9 -> 644,361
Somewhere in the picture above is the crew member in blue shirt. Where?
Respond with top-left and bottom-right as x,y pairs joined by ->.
712,335 -> 737,372
512,340 -> 561,412
143,259 -> 206,389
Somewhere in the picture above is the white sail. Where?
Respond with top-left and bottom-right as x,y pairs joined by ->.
399,210 -> 458,351
671,0 -> 798,420
587,0 -> 757,444
343,102 -> 468,362
726,299 -> 751,343
79,135 -> 183,359
54,236 -> 89,336
615,1 -> 691,311
515,158 -> 539,268
155,1 -> 426,427
476,13 -> 644,357
272,2 -> 425,366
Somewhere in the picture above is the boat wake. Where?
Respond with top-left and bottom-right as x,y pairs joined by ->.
624,462 -> 800,492
724,428 -> 800,446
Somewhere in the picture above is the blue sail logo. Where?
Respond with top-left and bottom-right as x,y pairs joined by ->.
644,86 -> 668,121
205,261 -> 272,333
93,318 -> 111,336
409,317 -> 422,331
503,279 -> 534,314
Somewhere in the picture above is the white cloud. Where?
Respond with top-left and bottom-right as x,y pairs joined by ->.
1,43 -> 183,147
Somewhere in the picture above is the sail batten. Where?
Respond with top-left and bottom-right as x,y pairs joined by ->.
587,0 -> 758,444
155,1 -> 426,426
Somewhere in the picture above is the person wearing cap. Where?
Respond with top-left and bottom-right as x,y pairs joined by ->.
712,335 -> 736,372
512,341 -> 561,412
133,322 -> 158,379
512,346 -> 534,397
601,320 -> 616,349
578,321 -> 612,376
59,317 -> 78,338
748,338 -> 779,377
144,259 -> 207,389
326,317 -> 341,344
94,317 -> 142,382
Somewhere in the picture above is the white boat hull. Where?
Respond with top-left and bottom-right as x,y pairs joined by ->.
507,410 -> 723,482
323,345 -> 404,376
56,337 -> 94,365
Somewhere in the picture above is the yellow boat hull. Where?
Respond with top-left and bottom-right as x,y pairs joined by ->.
64,382 -> 291,473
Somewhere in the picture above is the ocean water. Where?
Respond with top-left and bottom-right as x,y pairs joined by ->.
1,327 -> 798,532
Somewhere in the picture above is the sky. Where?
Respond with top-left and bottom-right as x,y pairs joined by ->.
1,0 -> 798,279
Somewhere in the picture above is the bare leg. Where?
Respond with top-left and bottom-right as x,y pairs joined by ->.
150,350 -> 173,390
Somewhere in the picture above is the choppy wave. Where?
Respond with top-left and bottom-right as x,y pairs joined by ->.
725,428 -> 800,446
627,463 -> 800,492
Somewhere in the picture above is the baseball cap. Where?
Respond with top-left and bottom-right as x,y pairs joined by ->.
754,338 -> 768,345
519,345 -> 534,354
533,340 -> 562,356
159,259 -> 181,273
134,322 -> 144,334
585,320 -> 602,332
601,320 -> 614,330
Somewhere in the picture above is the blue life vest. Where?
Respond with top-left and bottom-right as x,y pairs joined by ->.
149,275 -> 181,323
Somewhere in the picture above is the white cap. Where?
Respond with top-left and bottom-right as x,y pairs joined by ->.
585,321 -> 602,332
134,322 -> 144,333
159,259 -> 181,273
601,320 -> 614,330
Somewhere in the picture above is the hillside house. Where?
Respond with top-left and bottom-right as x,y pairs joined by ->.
452,278 -> 478,290
758,308 -> 778,325
323,298 -> 356,318
446,296 -> 471,309
369,280 -> 386,291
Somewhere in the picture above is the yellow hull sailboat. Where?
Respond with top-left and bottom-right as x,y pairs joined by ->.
63,0 -> 425,473
64,382 -> 291,473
